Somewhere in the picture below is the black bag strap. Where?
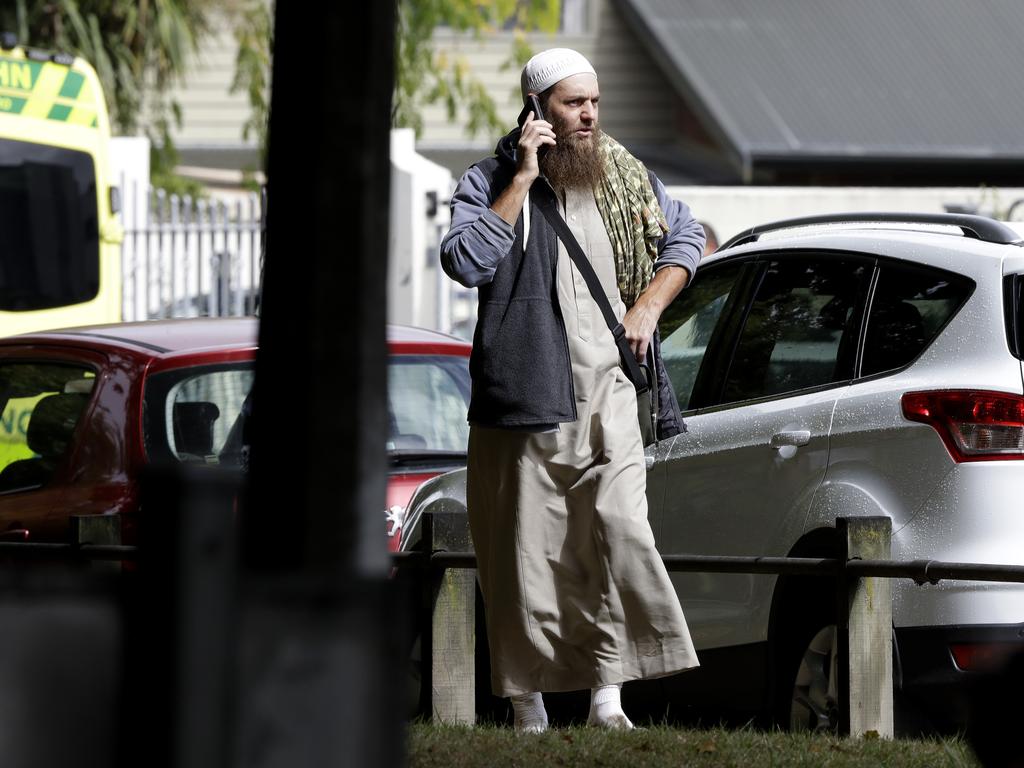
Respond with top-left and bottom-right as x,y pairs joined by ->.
533,187 -> 649,394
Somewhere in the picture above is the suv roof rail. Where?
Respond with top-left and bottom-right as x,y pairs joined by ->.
719,212 -> 1024,251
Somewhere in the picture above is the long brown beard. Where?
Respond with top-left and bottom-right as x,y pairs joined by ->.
541,117 -> 604,191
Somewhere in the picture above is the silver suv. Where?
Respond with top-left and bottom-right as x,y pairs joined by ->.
403,212 -> 1024,732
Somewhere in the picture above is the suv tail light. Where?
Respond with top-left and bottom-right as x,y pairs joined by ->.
901,390 -> 1024,462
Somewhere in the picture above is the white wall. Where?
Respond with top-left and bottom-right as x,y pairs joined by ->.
418,0 -> 677,152
667,186 -> 1024,247
425,183 -> 1024,337
109,136 -> 151,225
389,129 -> 456,330
162,16 -> 254,152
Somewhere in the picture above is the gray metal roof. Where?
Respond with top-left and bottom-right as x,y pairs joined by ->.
617,0 -> 1024,176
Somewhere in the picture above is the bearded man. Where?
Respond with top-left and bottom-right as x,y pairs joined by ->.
440,48 -> 703,732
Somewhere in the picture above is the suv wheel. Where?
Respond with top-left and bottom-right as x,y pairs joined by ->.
789,624 -> 839,732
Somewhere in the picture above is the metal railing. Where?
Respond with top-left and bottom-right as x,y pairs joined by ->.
394,550 -> 1024,585
393,514 -> 1024,737
7,511 -> 1023,738
0,542 -> 137,561
0,516 -> 137,563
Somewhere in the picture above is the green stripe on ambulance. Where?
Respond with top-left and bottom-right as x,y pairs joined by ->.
0,95 -> 27,115
58,70 -> 84,100
0,58 -> 101,124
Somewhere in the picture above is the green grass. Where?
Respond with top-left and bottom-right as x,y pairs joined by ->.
408,723 -> 980,768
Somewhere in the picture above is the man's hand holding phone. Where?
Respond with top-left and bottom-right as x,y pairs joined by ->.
516,93 -> 556,183
491,94 -> 556,226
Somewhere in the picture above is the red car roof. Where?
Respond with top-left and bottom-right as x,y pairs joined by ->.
386,324 -> 470,346
1,318 -> 470,358
1,318 -> 259,357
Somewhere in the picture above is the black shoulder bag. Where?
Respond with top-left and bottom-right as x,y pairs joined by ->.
533,191 -> 659,446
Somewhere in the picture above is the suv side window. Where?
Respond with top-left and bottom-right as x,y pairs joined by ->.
721,257 -> 869,404
861,263 -> 974,377
658,261 -> 745,411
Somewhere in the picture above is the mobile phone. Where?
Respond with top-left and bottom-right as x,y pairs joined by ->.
517,93 -> 544,128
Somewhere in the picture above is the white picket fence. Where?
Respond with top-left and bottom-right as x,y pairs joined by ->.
120,183 -> 264,322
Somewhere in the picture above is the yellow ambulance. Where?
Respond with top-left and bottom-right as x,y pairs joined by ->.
0,40 -> 123,468
0,40 -> 122,338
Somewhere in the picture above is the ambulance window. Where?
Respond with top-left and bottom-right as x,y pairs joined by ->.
0,138 -> 100,311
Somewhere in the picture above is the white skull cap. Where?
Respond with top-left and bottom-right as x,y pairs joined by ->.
520,48 -> 596,99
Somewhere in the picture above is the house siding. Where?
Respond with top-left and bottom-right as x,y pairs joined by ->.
418,0 -> 679,152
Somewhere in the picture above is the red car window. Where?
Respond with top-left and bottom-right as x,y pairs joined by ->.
387,354 -> 469,454
0,362 -> 96,493
144,364 -> 255,466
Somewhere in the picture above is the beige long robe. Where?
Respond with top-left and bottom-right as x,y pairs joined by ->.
467,186 -> 698,697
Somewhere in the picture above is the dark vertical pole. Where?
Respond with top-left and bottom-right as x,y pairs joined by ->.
418,513 -> 434,718
120,467 -> 240,768
247,0 -> 391,583
236,1 -> 398,766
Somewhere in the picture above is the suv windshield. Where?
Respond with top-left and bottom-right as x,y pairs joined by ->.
0,138 -> 100,311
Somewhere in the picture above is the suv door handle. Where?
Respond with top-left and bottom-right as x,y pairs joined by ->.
0,529 -> 29,541
770,430 -> 811,449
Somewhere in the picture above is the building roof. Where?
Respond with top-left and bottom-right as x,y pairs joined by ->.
617,0 -> 1024,180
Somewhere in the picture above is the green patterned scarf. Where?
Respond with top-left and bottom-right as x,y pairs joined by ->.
593,133 -> 668,308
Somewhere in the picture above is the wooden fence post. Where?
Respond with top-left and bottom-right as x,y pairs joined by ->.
70,513 -> 121,545
70,514 -> 121,572
428,512 -> 475,724
837,516 -> 894,738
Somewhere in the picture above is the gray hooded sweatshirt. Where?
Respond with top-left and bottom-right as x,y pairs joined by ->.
440,130 -> 704,430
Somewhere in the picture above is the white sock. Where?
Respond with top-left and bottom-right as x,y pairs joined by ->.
511,691 -> 548,732
588,683 -> 634,729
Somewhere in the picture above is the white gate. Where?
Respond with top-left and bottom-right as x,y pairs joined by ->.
120,183 -> 264,322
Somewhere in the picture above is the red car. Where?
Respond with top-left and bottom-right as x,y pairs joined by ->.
0,319 -> 471,547
0,318 -> 257,543
384,324 -> 471,551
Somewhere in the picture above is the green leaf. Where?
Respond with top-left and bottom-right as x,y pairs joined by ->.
393,0 -> 561,140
